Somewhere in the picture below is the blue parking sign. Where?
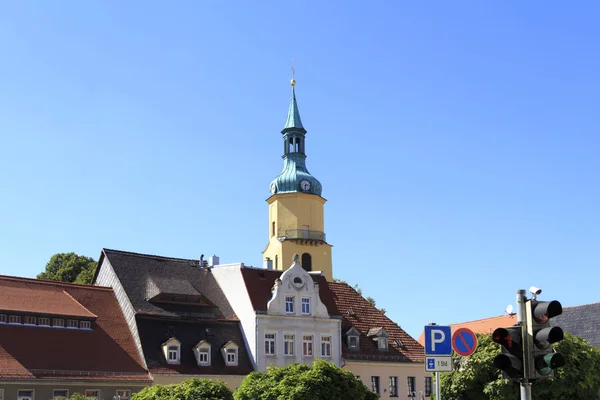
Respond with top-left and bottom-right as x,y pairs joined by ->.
424,325 -> 452,355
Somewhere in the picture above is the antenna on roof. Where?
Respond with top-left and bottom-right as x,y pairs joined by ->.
199,254 -> 204,268
505,304 -> 516,316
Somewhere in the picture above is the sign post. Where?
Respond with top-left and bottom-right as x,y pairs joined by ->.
424,325 -> 452,400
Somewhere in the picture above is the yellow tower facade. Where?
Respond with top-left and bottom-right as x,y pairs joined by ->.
262,80 -> 333,280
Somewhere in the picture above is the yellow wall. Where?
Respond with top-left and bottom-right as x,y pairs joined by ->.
152,374 -> 246,391
263,192 -> 333,280
344,361 -> 429,400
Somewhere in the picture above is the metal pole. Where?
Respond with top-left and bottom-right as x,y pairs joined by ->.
435,371 -> 441,400
516,289 -> 532,400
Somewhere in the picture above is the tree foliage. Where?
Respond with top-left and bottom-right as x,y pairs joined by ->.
132,378 -> 234,400
67,394 -> 94,400
438,333 -> 600,400
234,359 -> 379,400
37,252 -> 97,284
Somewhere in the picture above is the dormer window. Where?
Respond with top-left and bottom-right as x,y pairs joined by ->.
285,296 -> 295,313
221,341 -> 239,366
367,327 -> 389,351
80,321 -> 91,329
346,327 -> 360,351
0,314 -> 6,323
162,338 -> 181,364
67,320 -> 78,328
53,318 -> 64,327
194,340 -> 211,366
39,317 -> 50,326
9,315 -> 21,324
24,316 -> 36,325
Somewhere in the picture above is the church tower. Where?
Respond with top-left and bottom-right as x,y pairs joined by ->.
262,76 -> 333,280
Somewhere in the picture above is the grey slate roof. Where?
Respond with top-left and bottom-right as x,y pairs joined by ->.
101,248 -> 235,319
552,302 -> 600,348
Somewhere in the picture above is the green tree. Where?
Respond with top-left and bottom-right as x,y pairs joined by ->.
37,252 -> 97,284
67,394 -> 94,400
133,378 -> 233,400
234,359 -> 379,400
439,333 -> 600,400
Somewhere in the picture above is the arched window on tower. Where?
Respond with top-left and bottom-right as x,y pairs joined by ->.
301,253 -> 312,272
272,222 -> 276,237
288,138 -> 293,153
275,255 -> 279,270
295,137 -> 300,152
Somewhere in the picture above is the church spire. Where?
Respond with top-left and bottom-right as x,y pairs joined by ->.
283,61 -> 305,132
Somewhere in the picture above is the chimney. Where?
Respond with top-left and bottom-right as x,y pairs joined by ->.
208,255 -> 220,268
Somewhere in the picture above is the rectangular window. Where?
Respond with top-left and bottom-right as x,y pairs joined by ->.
301,297 -> 310,314
168,345 -> 179,362
425,376 -> 433,396
24,316 -> 36,325
9,315 -> 21,324
84,389 -> 100,399
53,318 -> 65,327
285,296 -> 294,313
265,333 -> 276,356
67,319 -> 78,328
321,336 -> 332,357
348,336 -> 358,348
389,376 -> 398,397
80,320 -> 91,329
407,376 -> 416,396
284,334 -> 295,356
53,389 -> 69,398
116,390 -> 131,399
198,348 -> 210,365
38,317 -> 50,326
226,348 -> 237,364
302,335 -> 313,357
17,390 -> 34,400
0,388 -> 3,400
0,314 -> 5,323
370,376 -> 380,394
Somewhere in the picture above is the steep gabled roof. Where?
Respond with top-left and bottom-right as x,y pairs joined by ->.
552,302 -> 600,348
241,268 -> 340,315
100,248 -> 235,320
137,316 -> 253,376
327,282 -> 424,363
0,275 -> 149,381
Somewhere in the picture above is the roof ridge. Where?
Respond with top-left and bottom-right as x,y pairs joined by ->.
103,248 -> 199,263
451,314 -> 513,325
0,275 -> 113,291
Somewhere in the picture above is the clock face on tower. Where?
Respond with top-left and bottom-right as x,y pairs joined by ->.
300,179 -> 311,192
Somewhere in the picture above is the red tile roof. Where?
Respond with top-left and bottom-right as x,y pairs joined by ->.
241,268 -> 340,314
0,275 -> 150,381
327,282 -> 425,363
0,283 -> 97,318
417,315 -> 517,346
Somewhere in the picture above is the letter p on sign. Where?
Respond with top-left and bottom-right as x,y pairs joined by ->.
431,329 -> 445,351
424,325 -> 452,355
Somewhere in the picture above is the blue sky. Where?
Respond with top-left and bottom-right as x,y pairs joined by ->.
0,1 -> 598,339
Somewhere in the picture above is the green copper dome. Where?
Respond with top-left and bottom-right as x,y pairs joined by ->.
269,86 -> 322,197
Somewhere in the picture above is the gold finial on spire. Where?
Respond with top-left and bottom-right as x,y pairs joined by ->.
290,59 -> 296,87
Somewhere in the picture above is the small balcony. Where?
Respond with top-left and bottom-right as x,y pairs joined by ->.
284,229 -> 326,242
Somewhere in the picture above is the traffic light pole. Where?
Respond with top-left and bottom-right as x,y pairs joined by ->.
516,289 -> 532,400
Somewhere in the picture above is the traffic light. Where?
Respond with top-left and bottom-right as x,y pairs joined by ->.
492,325 -> 524,380
526,299 -> 565,379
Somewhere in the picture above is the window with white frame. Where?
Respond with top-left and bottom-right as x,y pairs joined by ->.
198,347 -> 210,366
38,317 -> 50,326
9,315 -> 21,324
24,316 -> 36,325
371,376 -> 380,394
348,335 -> 358,349
80,320 -> 91,329
285,296 -> 294,313
53,389 -> 69,398
321,336 -> 331,357
377,337 -> 388,350
284,334 -> 295,356
0,314 -> 6,323
17,389 -> 34,400
302,335 -> 313,357
116,389 -> 131,399
225,348 -> 237,365
53,318 -> 65,327
84,389 -> 100,399
167,345 -> 180,363
67,319 -> 78,328
301,297 -> 310,314
407,376 -> 416,396
389,376 -> 398,397
425,376 -> 432,396
265,333 -> 276,356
